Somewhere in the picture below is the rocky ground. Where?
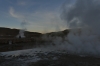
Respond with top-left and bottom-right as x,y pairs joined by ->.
0,52 -> 100,66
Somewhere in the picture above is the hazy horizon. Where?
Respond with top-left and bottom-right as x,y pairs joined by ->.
0,0 -> 68,33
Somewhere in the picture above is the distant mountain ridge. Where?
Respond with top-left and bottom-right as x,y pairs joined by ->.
0,27 -> 69,38
0,27 -> 42,38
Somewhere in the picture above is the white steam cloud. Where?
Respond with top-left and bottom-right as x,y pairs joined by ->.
60,0 -> 100,56
61,0 -> 100,33
16,20 -> 27,38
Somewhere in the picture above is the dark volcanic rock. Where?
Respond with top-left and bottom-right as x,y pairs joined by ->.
0,27 -> 42,38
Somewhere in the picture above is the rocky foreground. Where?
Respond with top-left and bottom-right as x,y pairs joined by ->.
0,52 -> 100,66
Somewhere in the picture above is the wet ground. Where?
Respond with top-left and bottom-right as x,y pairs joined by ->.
0,42 -> 42,52
0,52 -> 100,66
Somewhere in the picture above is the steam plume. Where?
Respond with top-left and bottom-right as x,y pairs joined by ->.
60,0 -> 100,56
61,0 -> 100,33
16,20 -> 27,38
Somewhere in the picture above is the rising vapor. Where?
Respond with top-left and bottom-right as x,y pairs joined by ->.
61,0 -> 100,33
